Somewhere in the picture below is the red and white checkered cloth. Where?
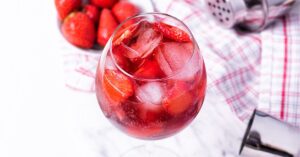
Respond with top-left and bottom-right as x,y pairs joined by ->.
61,0 -> 300,127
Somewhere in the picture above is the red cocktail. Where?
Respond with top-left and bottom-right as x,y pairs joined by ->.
96,13 -> 206,140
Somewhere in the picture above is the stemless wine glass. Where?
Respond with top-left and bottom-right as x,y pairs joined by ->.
95,13 -> 207,156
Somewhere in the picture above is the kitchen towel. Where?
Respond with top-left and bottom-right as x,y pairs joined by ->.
61,0 -> 300,127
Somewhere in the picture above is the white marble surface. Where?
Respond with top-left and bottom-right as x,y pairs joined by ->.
0,0 -> 247,156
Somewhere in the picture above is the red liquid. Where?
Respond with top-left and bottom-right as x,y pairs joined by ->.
96,20 -> 206,140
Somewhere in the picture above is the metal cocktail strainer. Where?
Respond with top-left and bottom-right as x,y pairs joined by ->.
205,0 -> 297,31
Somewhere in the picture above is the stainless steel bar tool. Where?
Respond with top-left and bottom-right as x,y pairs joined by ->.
205,0 -> 297,31
240,110 -> 300,157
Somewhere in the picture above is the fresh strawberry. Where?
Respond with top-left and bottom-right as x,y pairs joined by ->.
97,8 -> 119,46
55,0 -> 81,21
61,12 -> 96,49
163,81 -> 193,115
83,4 -> 99,23
91,0 -> 118,8
153,22 -> 191,42
112,1 -> 140,23
103,69 -> 134,104
134,58 -> 164,79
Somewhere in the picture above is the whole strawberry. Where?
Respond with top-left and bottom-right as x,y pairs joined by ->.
62,12 -> 96,49
83,4 -> 100,23
97,9 -> 118,46
55,0 -> 81,21
112,1 -> 140,22
91,0 -> 118,8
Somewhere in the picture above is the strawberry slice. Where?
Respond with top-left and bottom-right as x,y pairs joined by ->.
163,81 -> 193,115
112,22 -> 140,46
113,27 -> 135,46
113,20 -> 150,45
103,69 -> 134,104
134,58 -> 164,79
97,9 -> 119,46
153,22 -> 191,42
83,4 -> 100,23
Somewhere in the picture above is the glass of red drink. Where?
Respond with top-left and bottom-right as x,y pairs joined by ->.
95,13 -> 206,156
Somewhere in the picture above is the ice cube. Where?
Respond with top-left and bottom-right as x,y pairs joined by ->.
155,42 -> 193,73
116,21 -> 162,60
174,49 -> 201,81
112,44 -> 131,71
136,82 -> 165,106
130,27 -> 162,59
120,43 -> 141,59
154,47 -> 173,75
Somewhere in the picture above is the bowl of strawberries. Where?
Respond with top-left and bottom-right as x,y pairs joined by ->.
55,0 -> 150,50
55,0 -> 155,92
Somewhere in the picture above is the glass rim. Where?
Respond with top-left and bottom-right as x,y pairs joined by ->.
109,12 -> 199,82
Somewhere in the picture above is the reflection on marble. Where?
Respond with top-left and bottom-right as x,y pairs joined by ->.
70,88 -> 246,157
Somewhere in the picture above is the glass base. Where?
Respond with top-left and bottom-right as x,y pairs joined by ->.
121,145 -> 179,157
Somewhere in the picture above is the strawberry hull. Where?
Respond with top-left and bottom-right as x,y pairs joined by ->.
95,15 -> 206,140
